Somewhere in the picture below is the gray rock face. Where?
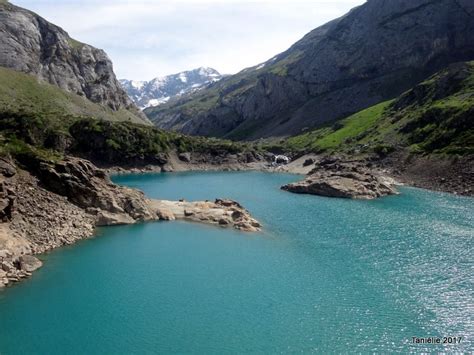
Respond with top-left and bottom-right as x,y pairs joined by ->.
147,0 -> 474,139
0,1 -> 144,117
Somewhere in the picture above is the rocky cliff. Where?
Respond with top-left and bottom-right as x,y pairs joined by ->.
146,0 -> 474,139
0,1 -> 148,123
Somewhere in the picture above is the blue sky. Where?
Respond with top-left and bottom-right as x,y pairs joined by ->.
13,0 -> 365,80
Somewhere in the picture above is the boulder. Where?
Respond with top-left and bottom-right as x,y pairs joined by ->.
218,218 -> 230,225
156,209 -> 176,221
161,164 -> 174,173
274,155 -> 290,165
0,249 -> 12,259
1,261 -> 13,272
303,158 -> 315,167
0,159 -> 16,177
19,255 -> 42,272
96,211 -> 135,226
215,199 -> 243,209
184,209 -> 195,217
178,152 -> 192,163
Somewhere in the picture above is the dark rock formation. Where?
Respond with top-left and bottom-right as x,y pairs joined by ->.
0,1 -> 147,122
147,0 -> 474,139
282,158 -> 397,199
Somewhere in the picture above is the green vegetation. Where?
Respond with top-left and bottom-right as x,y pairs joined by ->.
286,101 -> 392,152
282,62 -> 474,157
179,92 -> 219,115
0,108 -> 252,165
0,135 -> 63,163
0,67 -> 145,124
267,50 -> 303,77
0,106 -> 251,168
70,119 -> 250,164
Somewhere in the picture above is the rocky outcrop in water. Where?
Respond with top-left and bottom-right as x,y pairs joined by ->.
147,0 -> 474,139
0,1 -> 147,123
150,199 -> 261,232
282,158 -> 397,199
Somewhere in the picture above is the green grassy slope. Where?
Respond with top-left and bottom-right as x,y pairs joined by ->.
0,68 -> 253,165
283,62 -> 474,156
0,67 -> 145,125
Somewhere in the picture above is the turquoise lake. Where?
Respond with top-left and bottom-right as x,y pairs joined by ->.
0,171 -> 473,353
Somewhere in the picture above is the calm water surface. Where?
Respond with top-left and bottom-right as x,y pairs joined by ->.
0,171 -> 473,353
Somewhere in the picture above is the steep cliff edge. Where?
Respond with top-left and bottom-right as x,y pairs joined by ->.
147,0 -> 474,139
0,1 -> 148,124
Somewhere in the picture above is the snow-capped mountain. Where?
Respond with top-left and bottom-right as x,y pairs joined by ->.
120,67 -> 222,109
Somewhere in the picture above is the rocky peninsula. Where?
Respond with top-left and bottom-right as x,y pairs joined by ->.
0,156 -> 261,288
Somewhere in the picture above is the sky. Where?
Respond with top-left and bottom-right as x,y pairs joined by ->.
12,0 -> 365,80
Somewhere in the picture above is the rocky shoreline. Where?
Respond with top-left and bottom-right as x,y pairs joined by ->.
1,150 -> 471,288
0,156 -> 261,288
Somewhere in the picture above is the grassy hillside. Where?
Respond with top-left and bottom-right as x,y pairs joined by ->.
0,110 -> 251,166
0,67 -> 146,125
0,66 -> 252,165
282,62 -> 474,156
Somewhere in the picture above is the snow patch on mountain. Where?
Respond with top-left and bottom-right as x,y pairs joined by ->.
131,80 -> 146,90
120,67 -> 222,109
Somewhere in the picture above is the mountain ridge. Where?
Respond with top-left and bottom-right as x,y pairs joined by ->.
120,67 -> 222,109
146,0 -> 474,140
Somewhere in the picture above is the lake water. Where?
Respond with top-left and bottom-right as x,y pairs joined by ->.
0,171 -> 473,353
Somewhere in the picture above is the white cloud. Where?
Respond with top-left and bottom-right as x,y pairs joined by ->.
12,0 -> 365,80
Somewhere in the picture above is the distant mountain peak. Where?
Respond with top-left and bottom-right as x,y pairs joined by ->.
120,67 -> 223,109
